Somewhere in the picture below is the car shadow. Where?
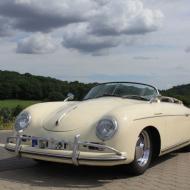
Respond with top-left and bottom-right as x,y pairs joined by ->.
150,147 -> 189,168
150,153 -> 177,168
0,156 -> 133,188
0,148 -> 188,188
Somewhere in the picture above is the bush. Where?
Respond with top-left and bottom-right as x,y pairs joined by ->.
12,105 -> 23,117
0,116 -> 3,126
0,107 -> 12,123
0,106 -> 24,126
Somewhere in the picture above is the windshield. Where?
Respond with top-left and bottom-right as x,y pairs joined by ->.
84,82 -> 159,101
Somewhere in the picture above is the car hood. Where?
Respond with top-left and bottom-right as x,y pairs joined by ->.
43,97 -> 142,132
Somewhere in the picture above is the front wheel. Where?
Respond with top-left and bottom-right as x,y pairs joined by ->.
128,130 -> 152,175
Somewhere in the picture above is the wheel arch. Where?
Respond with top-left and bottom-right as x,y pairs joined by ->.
142,126 -> 161,160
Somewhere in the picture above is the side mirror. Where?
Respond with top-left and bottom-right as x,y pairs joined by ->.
64,92 -> 74,102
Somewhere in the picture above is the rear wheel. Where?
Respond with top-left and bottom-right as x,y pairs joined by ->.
128,130 -> 152,175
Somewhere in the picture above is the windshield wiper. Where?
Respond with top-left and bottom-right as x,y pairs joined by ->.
83,94 -> 119,100
85,94 -> 148,101
95,93 -> 119,99
122,95 -> 149,101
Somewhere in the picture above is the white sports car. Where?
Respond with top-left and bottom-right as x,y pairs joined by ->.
2,82 -> 190,175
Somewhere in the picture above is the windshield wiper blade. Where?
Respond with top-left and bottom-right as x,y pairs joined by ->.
122,95 -> 148,101
95,94 -> 119,98
84,94 -> 119,100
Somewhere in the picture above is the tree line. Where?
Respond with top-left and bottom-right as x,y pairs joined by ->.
161,84 -> 190,107
0,70 -> 97,101
0,70 -> 190,105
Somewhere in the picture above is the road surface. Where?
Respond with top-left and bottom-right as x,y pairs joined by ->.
0,130 -> 189,190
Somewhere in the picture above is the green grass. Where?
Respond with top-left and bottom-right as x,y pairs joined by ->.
0,122 -> 13,130
0,99 -> 41,109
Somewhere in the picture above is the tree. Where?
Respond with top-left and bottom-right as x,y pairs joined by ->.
48,92 -> 65,101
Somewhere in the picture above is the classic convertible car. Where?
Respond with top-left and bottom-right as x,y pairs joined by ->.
1,82 -> 190,175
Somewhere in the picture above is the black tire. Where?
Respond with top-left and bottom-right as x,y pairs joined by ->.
128,130 -> 153,175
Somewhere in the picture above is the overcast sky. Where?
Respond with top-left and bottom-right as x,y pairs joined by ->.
0,0 -> 189,89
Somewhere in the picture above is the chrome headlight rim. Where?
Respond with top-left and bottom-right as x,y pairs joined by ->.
15,111 -> 32,132
96,117 -> 118,141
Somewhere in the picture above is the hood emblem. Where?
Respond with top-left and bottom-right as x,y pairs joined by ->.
55,106 -> 77,126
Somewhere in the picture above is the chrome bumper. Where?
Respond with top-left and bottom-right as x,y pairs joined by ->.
4,134 -> 126,165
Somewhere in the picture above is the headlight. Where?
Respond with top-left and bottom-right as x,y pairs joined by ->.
15,112 -> 31,132
96,118 -> 118,141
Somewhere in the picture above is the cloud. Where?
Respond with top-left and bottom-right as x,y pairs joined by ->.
0,0 -> 89,32
185,46 -> 190,53
0,0 -> 164,54
133,56 -> 158,60
16,33 -> 57,54
61,0 -> 163,53
0,16 -> 13,37
88,0 -> 163,36
62,23 -> 120,55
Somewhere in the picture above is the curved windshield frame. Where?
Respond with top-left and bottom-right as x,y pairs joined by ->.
84,82 -> 159,101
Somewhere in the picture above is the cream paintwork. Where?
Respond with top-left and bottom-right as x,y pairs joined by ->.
5,96 -> 190,166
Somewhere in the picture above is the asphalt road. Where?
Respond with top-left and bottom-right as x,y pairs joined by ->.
0,130 -> 189,190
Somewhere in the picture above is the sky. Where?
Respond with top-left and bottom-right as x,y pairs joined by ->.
0,0 -> 190,89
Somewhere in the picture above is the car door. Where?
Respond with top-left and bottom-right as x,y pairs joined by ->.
160,102 -> 190,150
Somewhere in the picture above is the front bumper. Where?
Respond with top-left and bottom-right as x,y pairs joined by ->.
4,134 -> 127,166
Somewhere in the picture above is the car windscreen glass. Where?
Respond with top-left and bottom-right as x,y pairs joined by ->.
83,82 -> 158,101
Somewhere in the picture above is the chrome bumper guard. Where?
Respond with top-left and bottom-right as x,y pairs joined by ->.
5,134 -> 126,165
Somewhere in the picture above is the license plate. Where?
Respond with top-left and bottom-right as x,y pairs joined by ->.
39,140 -> 48,149
32,139 -> 38,147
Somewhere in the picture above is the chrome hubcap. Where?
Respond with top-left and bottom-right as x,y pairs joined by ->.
135,130 -> 150,167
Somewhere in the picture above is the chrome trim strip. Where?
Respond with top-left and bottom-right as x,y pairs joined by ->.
15,135 -> 21,154
0,143 -> 5,148
5,147 -> 126,161
72,134 -> 80,165
79,142 -> 122,156
5,146 -> 71,159
134,114 -> 188,121
5,135 -> 126,164
80,157 -> 126,161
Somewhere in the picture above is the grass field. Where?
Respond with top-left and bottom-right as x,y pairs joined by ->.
0,99 -> 41,109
